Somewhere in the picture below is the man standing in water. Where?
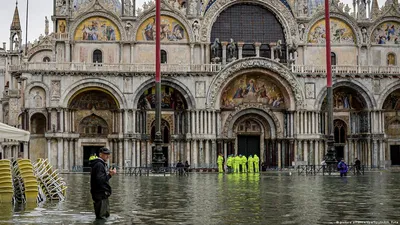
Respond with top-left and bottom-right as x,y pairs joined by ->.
90,147 -> 117,220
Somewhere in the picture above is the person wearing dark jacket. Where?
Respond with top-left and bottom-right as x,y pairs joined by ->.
90,147 -> 116,220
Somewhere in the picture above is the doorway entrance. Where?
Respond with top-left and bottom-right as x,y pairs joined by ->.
83,146 -> 103,171
390,145 -> 400,165
238,135 -> 260,157
335,145 -> 344,161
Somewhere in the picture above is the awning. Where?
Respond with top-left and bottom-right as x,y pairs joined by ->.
0,122 -> 30,142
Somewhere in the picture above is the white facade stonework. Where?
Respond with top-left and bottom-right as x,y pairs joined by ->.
1,0 -> 400,170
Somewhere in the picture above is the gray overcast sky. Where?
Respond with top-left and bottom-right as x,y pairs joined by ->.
0,0 -> 386,49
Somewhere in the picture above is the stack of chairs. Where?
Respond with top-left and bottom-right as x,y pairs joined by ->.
0,160 -> 14,203
12,159 -> 40,203
33,158 -> 67,201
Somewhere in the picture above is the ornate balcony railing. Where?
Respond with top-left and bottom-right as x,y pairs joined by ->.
292,65 -> 400,75
14,62 -> 222,73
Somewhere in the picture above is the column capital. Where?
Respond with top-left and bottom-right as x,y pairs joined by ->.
254,42 -> 262,47
221,41 -> 229,46
237,41 -> 245,47
190,43 -> 195,48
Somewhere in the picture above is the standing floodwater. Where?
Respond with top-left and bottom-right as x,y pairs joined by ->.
0,173 -> 400,224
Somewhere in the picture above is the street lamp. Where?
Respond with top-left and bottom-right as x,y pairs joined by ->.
152,0 -> 166,172
324,0 -> 337,174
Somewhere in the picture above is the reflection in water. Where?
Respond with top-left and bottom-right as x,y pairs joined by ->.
0,173 -> 399,224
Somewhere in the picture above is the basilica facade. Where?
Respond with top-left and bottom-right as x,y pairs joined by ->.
1,0 -> 400,171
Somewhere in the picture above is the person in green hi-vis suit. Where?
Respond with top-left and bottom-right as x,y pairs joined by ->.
234,155 -> 241,173
226,155 -> 232,173
241,155 -> 247,173
217,153 -> 224,173
248,155 -> 254,173
253,154 -> 260,173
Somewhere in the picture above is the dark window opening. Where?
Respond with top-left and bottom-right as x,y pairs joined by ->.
93,49 -> 103,64
331,52 -> 337,66
161,50 -> 167,64
43,57 -> 51,62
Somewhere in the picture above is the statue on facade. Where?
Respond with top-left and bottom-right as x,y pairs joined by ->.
124,0 -> 132,16
56,0 -> 67,15
211,38 -> 221,62
274,40 -> 283,59
298,23 -> 305,40
45,16 -> 49,36
362,27 -> 367,43
13,36 -> 20,51
188,0 -> 198,16
227,38 -> 237,61
192,20 -> 200,42
359,0 -> 367,18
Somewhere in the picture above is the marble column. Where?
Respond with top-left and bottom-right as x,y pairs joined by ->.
196,111 -> 200,135
191,110 -> 195,134
186,141 -> 191,163
136,140 -> 140,167
304,140 -> 308,163
57,138 -> 63,169
131,140 -> 136,167
190,44 -> 194,65
237,42 -> 244,59
373,139 -> 378,167
124,139 -> 129,168
69,139 -> 74,168
63,139 -> 69,171
199,111 -> 203,134
47,138 -> 51,164
223,141 -> 227,167
118,140 -> 123,167
200,44 -> 204,65
205,140 -> 210,168
199,140 -> 204,167
23,142 -> 28,159
314,140 -> 319,165
254,42 -> 261,57
211,140 -> 216,168
74,139 -> 79,167
221,41 -> 228,65
65,41 -> 70,62
192,140 -> 198,168
277,141 -> 282,168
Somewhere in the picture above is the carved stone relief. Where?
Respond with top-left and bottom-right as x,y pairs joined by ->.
51,81 -> 61,99
305,83 -> 315,99
195,81 -> 206,98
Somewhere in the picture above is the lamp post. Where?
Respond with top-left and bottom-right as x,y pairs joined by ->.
324,0 -> 336,173
152,0 -> 165,172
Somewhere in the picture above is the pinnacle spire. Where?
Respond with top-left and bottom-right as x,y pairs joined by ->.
370,0 -> 380,18
10,1 -> 21,31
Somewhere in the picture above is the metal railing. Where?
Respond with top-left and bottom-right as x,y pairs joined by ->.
124,167 -> 188,176
14,62 -> 222,73
297,164 -> 370,175
292,65 -> 400,75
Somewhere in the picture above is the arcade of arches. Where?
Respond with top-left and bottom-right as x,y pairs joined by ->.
20,80 -> 400,170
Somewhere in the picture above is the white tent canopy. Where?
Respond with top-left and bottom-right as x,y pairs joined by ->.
0,122 -> 30,142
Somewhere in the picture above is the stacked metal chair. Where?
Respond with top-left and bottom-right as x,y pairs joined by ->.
0,159 -> 14,203
33,158 -> 67,201
12,159 -> 40,203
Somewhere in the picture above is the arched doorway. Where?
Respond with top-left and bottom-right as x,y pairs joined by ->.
30,113 -> 46,134
321,85 -> 370,164
136,84 -> 189,167
334,119 -> 347,161
383,88 -> 400,166
68,88 -> 119,168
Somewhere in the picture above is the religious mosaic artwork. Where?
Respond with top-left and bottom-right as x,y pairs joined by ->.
74,17 -> 120,41
383,89 -> 400,110
69,90 -> 119,110
321,87 -> 365,110
136,16 -> 187,41
57,20 -> 66,33
30,87 -> 46,108
138,85 -> 187,110
371,21 -> 400,44
308,18 -> 355,44
386,119 -> 400,136
220,74 -> 285,109
79,114 -> 109,137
